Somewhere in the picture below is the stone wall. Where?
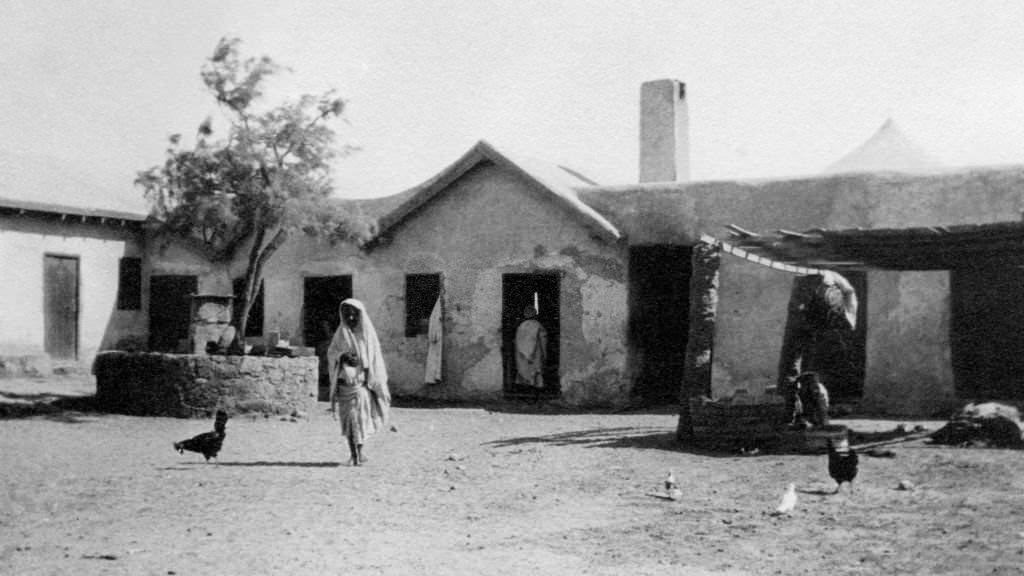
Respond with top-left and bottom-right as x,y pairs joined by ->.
94,351 -> 317,417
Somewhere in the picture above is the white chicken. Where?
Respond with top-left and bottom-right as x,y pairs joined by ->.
664,470 -> 683,501
772,483 -> 797,516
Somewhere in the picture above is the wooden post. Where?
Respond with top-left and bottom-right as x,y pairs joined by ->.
677,240 -> 720,441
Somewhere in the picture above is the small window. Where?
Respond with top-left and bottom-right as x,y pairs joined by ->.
117,257 -> 142,310
233,278 -> 265,337
405,273 -> 441,337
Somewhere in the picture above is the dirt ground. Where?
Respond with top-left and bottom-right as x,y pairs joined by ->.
2,376 -> 1024,576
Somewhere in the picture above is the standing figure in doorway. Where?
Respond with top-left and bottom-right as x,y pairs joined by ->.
515,305 -> 548,403
328,298 -> 390,466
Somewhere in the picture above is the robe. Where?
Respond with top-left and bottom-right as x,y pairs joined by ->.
424,297 -> 443,385
328,299 -> 390,441
515,318 -> 547,388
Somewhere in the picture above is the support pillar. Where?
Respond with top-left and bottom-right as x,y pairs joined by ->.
677,240 -> 720,441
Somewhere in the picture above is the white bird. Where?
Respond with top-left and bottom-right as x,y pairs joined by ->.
665,471 -> 678,492
772,483 -> 798,516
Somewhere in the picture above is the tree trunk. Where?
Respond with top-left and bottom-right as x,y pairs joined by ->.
231,227 -> 289,353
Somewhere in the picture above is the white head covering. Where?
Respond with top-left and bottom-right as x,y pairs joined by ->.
327,298 -> 390,405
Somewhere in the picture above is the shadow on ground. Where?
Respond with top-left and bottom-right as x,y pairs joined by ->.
216,461 -> 342,468
159,461 -> 342,469
484,426 -> 760,458
0,395 -> 100,422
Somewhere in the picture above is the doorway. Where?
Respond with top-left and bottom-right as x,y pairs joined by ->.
951,266 -> 1024,400
303,275 -> 353,400
502,272 -> 560,398
148,275 -> 198,352
44,254 -> 79,360
628,245 -> 693,404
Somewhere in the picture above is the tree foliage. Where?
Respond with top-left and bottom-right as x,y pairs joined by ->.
136,37 -> 370,349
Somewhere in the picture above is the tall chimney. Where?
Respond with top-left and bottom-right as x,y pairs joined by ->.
639,79 -> 690,183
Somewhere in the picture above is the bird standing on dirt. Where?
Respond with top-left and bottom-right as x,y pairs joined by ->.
173,410 -> 228,462
772,483 -> 798,516
664,470 -> 682,501
827,438 -> 859,493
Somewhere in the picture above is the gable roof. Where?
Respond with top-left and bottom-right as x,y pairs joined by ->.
824,118 -> 941,175
371,140 -> 619,244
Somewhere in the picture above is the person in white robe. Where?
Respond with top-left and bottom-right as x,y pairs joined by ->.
515,305 -> 547,402
328,298 -> 390,466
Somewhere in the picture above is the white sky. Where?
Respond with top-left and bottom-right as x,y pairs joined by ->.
3,0 -> 1024,212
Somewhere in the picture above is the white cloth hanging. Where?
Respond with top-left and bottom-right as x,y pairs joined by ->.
424,296 -> 443,385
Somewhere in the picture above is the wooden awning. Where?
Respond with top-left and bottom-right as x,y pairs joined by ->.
715,220 -> 1024,271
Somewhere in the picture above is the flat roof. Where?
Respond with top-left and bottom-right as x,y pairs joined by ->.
719,220 -> 1024,270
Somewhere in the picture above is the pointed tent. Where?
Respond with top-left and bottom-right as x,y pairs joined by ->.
824,118 -> 941,175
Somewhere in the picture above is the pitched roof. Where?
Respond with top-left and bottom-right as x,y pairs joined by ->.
371,140 -> 619,244
824,118 -> 941,175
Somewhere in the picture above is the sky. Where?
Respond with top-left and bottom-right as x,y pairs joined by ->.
3,0 -> 1024,213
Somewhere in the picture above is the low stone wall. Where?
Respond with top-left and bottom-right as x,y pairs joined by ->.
93,351 -> 317,417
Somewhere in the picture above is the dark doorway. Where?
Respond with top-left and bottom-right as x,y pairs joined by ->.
629,245 -> 693,404
303,275 -> 353,400
44,254 -> 79,360
951,266 -> 1024,400
502,273 -> 560,398
148,275 -> 198,352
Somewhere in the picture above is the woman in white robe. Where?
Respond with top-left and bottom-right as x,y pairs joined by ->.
328,298 -> 390,466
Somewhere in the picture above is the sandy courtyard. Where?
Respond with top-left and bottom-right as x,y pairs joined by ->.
3,376 -> 1024,575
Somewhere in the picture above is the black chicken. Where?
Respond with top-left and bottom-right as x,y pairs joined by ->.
827,438 -> 859,493
173,410 -> 228,462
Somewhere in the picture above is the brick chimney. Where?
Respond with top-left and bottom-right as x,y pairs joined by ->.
639,79 -> 690,183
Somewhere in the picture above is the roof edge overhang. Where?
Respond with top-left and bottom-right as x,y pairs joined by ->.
0,196 -> 148,228
712,220 -> 1024,271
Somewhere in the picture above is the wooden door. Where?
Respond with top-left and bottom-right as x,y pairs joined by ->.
44,254 -> 79,360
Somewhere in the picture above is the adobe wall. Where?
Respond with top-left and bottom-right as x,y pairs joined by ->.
275,162 -> 629,407
145,232 -> 234,296
585,167 -> 1024,415
862,270 -> 957,416
0,214 -> 145,369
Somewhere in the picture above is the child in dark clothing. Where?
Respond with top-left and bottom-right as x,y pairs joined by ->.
791,371 -> 830,429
